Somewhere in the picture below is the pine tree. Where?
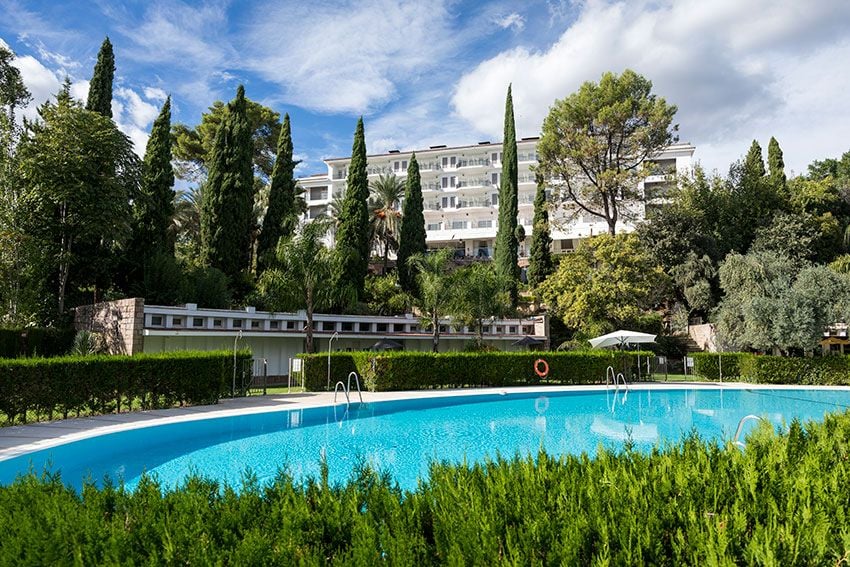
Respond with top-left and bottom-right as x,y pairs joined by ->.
767,136 -> 786,194
527,175 -> 553,287
257,113 -> 299,273
86,37 -> 114,118
334,117 -> 370,300
397,152 -> 426,292
200,85 -> 254,279
133,96 -> 175,258
494,84 -> 519,304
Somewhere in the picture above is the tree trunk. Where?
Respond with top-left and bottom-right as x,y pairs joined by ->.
607,218 -> 617,235
305,290 -> 314,353
432,310 -> 439,352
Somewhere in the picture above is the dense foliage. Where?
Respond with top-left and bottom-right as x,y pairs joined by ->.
256,113 -> 299,273
0,350 -> 250,425
0,327 -> 75,358
6,408 -> 850,563
84,37 -> 114,118
299,350 -> 648,391
692,352 -> 850,384
200,85 -> 255,281
526,175 -> 553,287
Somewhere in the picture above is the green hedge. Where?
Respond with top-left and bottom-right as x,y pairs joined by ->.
0,350 -> 252,425
300,351 -> 652,391
692,352 -> 747,380
693,353 -> 850,384
0,328 -> 75,358
738,354 -> 850,385
3,409 -> 850,563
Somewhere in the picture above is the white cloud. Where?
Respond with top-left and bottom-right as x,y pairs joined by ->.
451,0 -> 850,172
495,13 -> 525,31
143,86 -> 167,102
244,0 -> 457,114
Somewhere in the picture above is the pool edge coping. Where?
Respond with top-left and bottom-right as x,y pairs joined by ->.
3,382 -> 849,462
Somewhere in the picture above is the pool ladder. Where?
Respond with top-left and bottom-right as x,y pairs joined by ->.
606,366 -> 630,392
732,414 -> 765,449
334,371 -> 364,408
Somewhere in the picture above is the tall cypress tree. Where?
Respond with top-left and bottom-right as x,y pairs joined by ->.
767,136 -> 786,195
494,84 -> 519,304
527,175 -> 553,287
257,113 -> 299,273
743,140 -> 766,179
133,96 -> 175,257
86,37 -> 114,118
200,85 -> 254,279
334,117 -> 370,299
397,152 -> 426,292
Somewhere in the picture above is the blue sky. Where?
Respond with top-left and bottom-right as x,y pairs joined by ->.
2,0 -> 850,177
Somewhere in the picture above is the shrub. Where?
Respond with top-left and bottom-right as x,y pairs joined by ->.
0,350 -> 251,425
3,409 -> 850,563
299,351 -> 651,391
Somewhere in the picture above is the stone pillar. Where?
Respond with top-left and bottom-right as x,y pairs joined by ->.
74,298 -> 145,355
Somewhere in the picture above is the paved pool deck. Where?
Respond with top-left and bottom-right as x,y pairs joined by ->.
2,381 -> 846,462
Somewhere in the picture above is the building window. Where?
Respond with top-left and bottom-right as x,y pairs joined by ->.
376,323 -> 388,332
509,326 -> 517,334
192,317 -> 204,327
491,172 -> 500,185
150,315 -> 163,326
213,319 -> 223,328
251,320 -> 261,329
451,220 -> 467,230
172,317 -> 183,327
232,319 -> 242,328
496,326 -> 503,334
286,320 -> 297,330
341,321 -> 354,331
393,323 -> 405,332
427,222 -> 442,231
322,321 -> 335,331
269,321 -> 279,329
477,220 -> 492,228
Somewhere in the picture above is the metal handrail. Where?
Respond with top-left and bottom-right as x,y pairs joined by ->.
616,372 -> 630,392
733,415 -> 765,448
606,366 -> 616,390
333,381 -> 349,406
347,371 -> 364,404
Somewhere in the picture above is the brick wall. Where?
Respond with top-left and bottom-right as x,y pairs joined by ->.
74,298 -> 145,355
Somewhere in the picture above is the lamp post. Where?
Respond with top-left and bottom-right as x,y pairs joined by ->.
327,331 -> 339,391
232,329 -> 243,397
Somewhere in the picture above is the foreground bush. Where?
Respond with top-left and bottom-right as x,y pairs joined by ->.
3,411 -> 850,563
300,351 -> 652,391
0,350 -> 251,425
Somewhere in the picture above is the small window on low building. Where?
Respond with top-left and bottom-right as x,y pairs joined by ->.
286,321 -> 297,330
251,320 -> 261,329
150,315 -> 163,326
377,323 -> 388,332
322,321 -> 335,331
341,322 -> 354,331
232,319 -> 242,328
439,325 -> 448,333
393,323 -> 405,332
509,326 -> 517,334
495,326 -> 503,334
172,317 -> 182,327
213,319 -> 223,327
192,317 -> 204,327
269,321 -> 279,329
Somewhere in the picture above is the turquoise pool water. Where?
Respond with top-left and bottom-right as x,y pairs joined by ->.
2,387 -> 850,492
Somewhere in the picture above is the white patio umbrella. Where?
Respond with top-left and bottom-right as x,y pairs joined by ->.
588,330 -> 657,349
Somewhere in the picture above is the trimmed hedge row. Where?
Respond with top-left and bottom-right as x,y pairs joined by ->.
691,352 -> 746,380
693,352 -> 850,384
0,327 -> 75,358
4,409 -> 850,563
300,351 -> 651,391
0,350 -> 252,425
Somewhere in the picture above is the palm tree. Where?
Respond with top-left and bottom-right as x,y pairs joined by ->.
172,186 -> 202,258
369,173 -> 405,269
409,248 -> 454,352
257,220 -> 353,353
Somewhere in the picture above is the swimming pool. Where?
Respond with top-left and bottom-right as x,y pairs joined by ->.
2,385 -> 850,491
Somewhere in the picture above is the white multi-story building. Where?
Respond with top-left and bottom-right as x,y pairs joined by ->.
298,138 -> 695,262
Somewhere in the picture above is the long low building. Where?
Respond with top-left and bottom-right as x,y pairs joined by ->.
75,299 -> 549,377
